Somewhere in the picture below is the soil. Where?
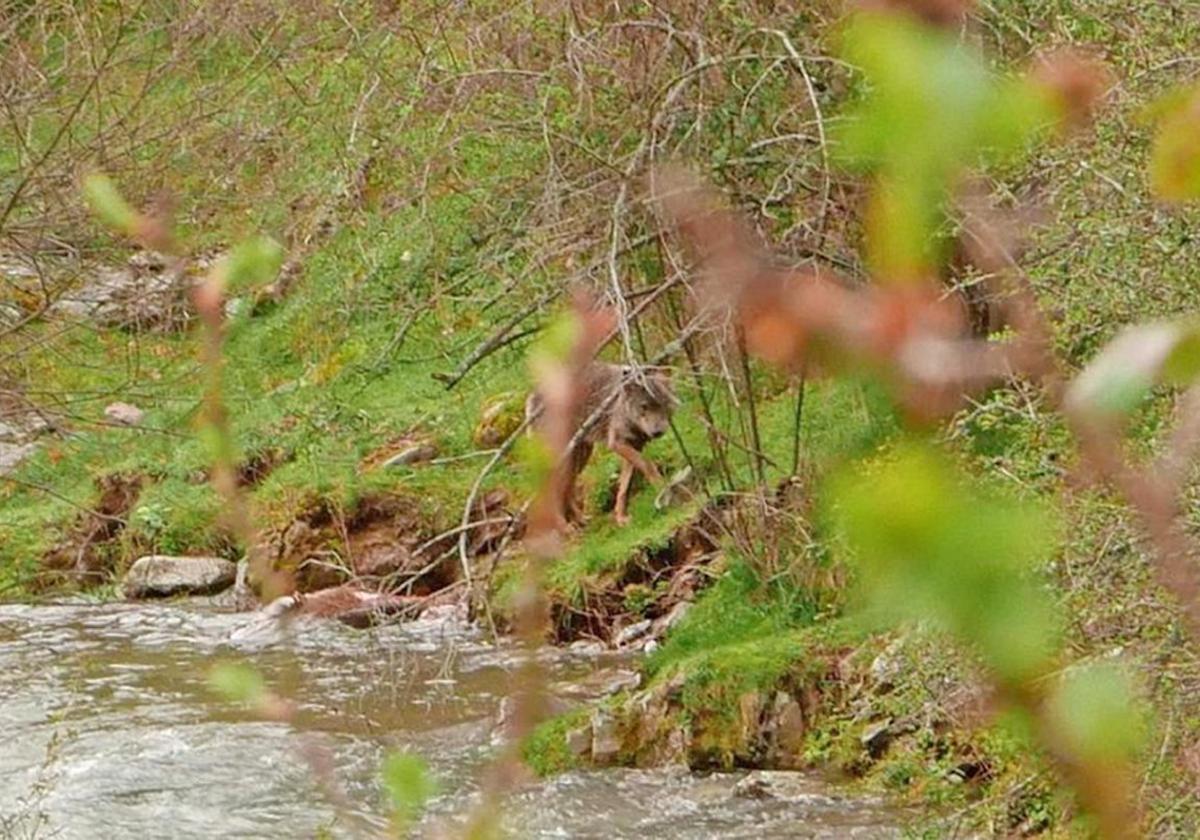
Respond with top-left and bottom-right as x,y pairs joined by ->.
40,473 -> 145,588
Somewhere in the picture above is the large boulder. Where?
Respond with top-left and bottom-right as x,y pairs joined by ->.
123,555 -> 238,599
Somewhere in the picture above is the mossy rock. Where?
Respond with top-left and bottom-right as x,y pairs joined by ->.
472,392 -> 525,448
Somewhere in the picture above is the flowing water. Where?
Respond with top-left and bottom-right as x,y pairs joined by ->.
0,601 -> 901,838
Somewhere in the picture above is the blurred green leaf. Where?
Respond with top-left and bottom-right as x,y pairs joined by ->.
1065,320 -> 1200,421
529,308 -> 582,368
1148,85 -> 1200,202
222,236 -> 285,291
830,442 -> 1058,683
833,13 -> 1056,280
1046,663 -> 1145,765
380,751 -> 437,826
208,662 -> 266,704
82,172 -> 138,233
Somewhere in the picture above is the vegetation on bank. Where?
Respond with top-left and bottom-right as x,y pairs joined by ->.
4,1 -> 1200,836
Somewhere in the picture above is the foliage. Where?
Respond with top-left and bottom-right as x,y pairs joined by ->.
831,443 -> 1059,684
380,751 -> 438,833
834,11 -> 1054,280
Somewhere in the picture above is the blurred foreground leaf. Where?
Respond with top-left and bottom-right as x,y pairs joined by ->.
831,443 -> 1059,683
207,662 -> 266,705
1046,663 -> 1145,766
834,12 -> 1055,280
381,751 -> 438,829
1065,320 -> 1200,422
1148,85 -> 1200,202
222,236 -> 285,291
82,172 -> 138,233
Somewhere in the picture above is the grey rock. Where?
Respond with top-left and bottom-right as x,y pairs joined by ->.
614,618 -> 652,648
738,691 -> 765,746
869,637 -> 905,690
48,252 -> 206,332
567,639 -> 607,656
731,771 -> 836,802
662,599 -> 692,630
590,709 -> 621,764
653,465 -> 693,510
382,443 -> 438,468
104,401 -> 145,426
732,774 -> 771,799
0,256 -> 37,280
600,669 -> 641,696
0,412 -> 52,443
0,442 -> 38,476
664,727 -> 690,766
860,718 -> 915,759
565,724 -> 592,758
123,555 -> 237,599
860,720 -> 892,758
416,603 -> 468,625
262,594 -> 300,618
650,600 -> 692,641
767,692 -> 807,766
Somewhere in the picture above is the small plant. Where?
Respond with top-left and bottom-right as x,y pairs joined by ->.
130,503 -> 169,538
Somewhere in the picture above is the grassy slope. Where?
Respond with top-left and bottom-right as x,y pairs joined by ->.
4,0 -> 1200,835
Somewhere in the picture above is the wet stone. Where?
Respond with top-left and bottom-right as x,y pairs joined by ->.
123,556 -> 238,599
768,692 -> 807,767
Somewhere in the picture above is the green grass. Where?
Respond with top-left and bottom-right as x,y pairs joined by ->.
521,707 -> 592,777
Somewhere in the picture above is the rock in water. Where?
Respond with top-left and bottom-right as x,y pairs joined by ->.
123,555 -> 237,599
289,585 -> 424,628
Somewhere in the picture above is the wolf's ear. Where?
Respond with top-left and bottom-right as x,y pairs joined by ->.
653,370 -> 680,406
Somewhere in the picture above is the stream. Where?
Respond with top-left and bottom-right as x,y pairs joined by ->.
0,601 -> 901,838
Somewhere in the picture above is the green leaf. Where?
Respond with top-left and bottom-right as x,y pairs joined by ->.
1046,663 -> 1145,765
82,172 -> 138,233
832,13 -> 1057,281
1148,85 -> 1200,202
830,442 -> 1058,683
208,662 -> 266,704
222,236 -> 285,291
1065,320 -> 1200,421
380,751 -> 437,825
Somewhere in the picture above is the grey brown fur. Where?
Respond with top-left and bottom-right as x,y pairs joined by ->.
526,362 -> 676,527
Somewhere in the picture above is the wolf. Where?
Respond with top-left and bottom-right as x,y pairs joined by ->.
526,362 -> 675,527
